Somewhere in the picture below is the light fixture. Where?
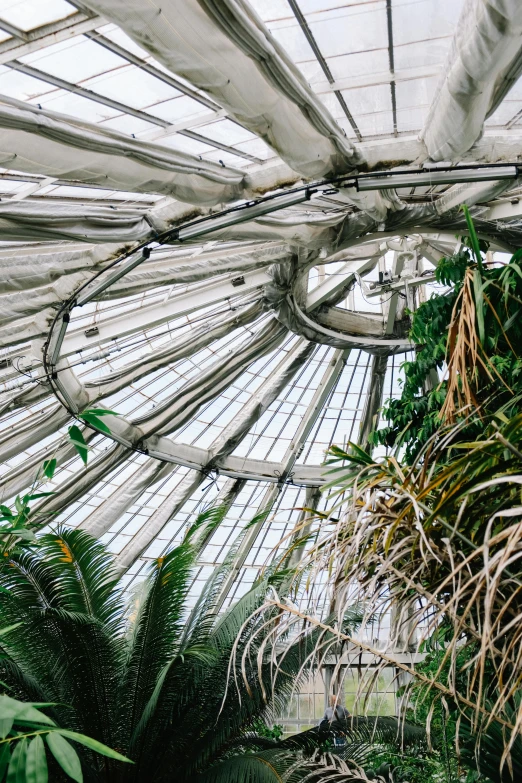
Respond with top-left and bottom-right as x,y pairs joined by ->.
177,189 -> 313,241
48,313 -> 70,367
76,247 -> 152,307
354,165 -> 518,191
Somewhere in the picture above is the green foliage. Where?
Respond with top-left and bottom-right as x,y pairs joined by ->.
0,465 -> 57,564
251,720 -> 283,741
370,226 -> 522,463
404,641 -> 522,783
0,524 -> 358,782
0,692 -> 131,783
68,409 -> 119,465
233,717 -> 432,782
2,405 -> 117,560
67,425 -> 88,466
319,212 -> 522,782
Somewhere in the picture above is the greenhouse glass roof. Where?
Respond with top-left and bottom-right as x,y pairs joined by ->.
1,0 -> 522,604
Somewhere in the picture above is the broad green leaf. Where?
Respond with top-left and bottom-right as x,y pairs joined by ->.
0,696 -> 55,727
45,733 -> 82,783
0,716 -> 13,740
7,738 -> 27,783
81,409 -> 119,417
462,204 -> 483,271
78,413 -> 111,436
13,530 -> 36,542
510,248 -> 522,265
22,494 -> 54,502
42,459 -> 57,480
0,743 -> 10,781
67,426 -> 88,466
26,736 -> 48,783
54,730 -> 132,763
13,704 -> 55,725
0,507 -> 13,518
14,498 -> 23,514
0,695 -> 29,720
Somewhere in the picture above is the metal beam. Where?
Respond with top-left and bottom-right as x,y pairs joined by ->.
281,349 -> 350,481
114,469 -> 204,575
385,0 -> 398,136
383,251 -> 406,334
365,273 -> 436,298
84,30 -> 222,112
7,60 -> 170,125
306,257 -> 380,311
344,130 -> 522,172
192,477 -> 246,552
61,269 -> 271,356
485,198 -> 522,221
140,110 -> 227,141
287,485 -> 322,569
114,341 -> 312,571
212,348 -> 349,613
357,353 -> 388,452
0,19 -> 27,41
0,14 -> 103,64
10,176 -> 56,202
312,64 -> 441,96
5,61 -> 261,164
286,0 -> 362,142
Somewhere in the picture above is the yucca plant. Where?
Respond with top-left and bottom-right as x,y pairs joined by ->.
0,514 -> 370,783
234,213 -> 522,781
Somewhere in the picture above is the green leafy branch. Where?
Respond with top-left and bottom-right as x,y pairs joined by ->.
0,694 -> 132,782
0,460 -> 59,559
371,210 -> 522,463
67,409 -> 119,466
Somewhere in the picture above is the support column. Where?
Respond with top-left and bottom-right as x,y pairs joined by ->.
287,485 -> 322,569
211,348 -> 349,613
192,477 -> 246,552
357,353 -> 389,453
114,338 -> 313,572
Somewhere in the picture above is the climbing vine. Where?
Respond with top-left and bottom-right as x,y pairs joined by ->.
370,209 -> 522,463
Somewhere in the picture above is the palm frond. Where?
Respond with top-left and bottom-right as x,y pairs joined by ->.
458,712 -> 522,782
269,717 -> 425,771
178,519 -> 253,651
279,717 -> 425,753
197,748 -> 385,783
188,512 -> 272,641
184,505 -> 228,551
121,540 -> 195,762
0,534 -> 125,767
36,528 -> 124,631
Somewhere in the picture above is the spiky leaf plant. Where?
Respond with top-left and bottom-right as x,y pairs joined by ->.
236,218 -> 522,781
0,517 -> 367,782
250,716 -> 427,779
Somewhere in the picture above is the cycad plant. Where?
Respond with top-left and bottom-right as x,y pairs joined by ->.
0,517 -> 369,782
256,717 -> 428,781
